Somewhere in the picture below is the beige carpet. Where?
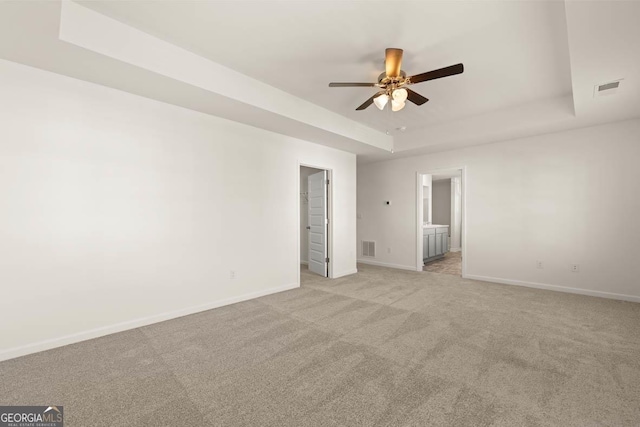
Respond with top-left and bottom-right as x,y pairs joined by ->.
1,264 -> 639,426
423,251 -> 462,276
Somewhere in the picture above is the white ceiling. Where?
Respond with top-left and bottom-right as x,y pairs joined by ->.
1,1 -> 639,163
79,0 -> 573,134
565,1 -> 640,120
0,1 -> 392,159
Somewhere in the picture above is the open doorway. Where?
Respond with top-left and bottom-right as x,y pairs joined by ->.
299,165 -> 331,280
416,168 -> 465,277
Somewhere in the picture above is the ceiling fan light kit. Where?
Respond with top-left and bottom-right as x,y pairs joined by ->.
329,48 -> 464,112
392,88 -> 408,102
373,93 -> 389,110
391,98 -> 405,112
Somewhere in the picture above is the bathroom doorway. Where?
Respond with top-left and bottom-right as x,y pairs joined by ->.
416,168 -> 465,277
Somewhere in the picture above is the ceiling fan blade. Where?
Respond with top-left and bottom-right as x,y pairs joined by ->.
406,88 -> 429,105
329,82 -> 377,87
408,63 -> 464,84
355,93 -> 381,111
385,48 -> 403,78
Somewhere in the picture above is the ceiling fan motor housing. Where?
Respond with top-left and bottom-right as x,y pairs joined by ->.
378,71 -> 407,85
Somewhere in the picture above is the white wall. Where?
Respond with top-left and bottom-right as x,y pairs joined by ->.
450,177 -> 462,251
0,59 -> 357,361
299,166 -> 322,263
358,118 -> 640,301
432,179 -> 451,227
422,174 -> 432,223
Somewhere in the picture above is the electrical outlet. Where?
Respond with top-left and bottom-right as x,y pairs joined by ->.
387,248 -> 391,254
536,261 -> 543,269
230,270 -> 236,279
571,264 -> 579,273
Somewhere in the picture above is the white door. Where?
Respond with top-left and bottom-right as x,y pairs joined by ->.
308,171 -> 328,277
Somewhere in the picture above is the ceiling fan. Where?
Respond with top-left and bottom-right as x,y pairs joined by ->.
329,48 -> 464,112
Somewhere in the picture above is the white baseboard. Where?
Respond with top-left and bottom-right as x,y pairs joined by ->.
357,259 -> 417,272
300,260 -> 309,265
0,282 -> 299,363
449,247 -> 461,252
464,274 -> 640,303
333,268 -> 358,278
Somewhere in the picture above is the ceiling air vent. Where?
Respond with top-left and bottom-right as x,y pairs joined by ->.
594,79 -> 622,97
362,241 -> 376,258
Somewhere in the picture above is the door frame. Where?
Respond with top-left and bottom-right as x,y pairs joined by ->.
416,166 -> 467,277
297,162 -> 333,285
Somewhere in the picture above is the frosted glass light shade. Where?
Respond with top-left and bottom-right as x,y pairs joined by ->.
373,94 -> 389,110
392,88 -> 408,102
391,99 -> 405,112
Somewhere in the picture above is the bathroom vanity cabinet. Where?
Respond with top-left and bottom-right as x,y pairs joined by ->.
423,225 -> 449,263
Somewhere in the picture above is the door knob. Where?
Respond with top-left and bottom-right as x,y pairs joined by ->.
306,226 -> 311,230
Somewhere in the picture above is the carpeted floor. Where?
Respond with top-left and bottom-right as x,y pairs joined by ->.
1,264 -> 639,426
423,251 -> 462,276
